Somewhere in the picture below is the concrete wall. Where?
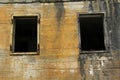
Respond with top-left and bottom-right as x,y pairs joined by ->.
0,0 -> 119,80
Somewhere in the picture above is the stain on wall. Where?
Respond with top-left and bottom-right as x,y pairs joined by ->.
54,2 -> 65,27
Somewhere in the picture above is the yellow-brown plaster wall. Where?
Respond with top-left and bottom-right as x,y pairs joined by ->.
0,2 -> 83,80
0,1 -> 119,80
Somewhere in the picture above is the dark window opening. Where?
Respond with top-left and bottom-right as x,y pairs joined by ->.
79,14 -> 105,51
13,16 -> 37,52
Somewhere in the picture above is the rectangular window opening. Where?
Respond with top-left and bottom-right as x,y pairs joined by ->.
79,14 -> 105,51
13,16 -> 38,52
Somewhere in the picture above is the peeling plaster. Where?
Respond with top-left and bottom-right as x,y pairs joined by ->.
97,56 -> 108,66
23,69 -> 38,80
70,69 -> 75,73
89,65 -> 94,76
66,4 -> 84,10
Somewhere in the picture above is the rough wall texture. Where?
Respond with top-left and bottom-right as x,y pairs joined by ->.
0,0 -> 119,80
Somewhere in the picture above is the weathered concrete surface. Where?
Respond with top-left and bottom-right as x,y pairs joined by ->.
0,0 -> 119,80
